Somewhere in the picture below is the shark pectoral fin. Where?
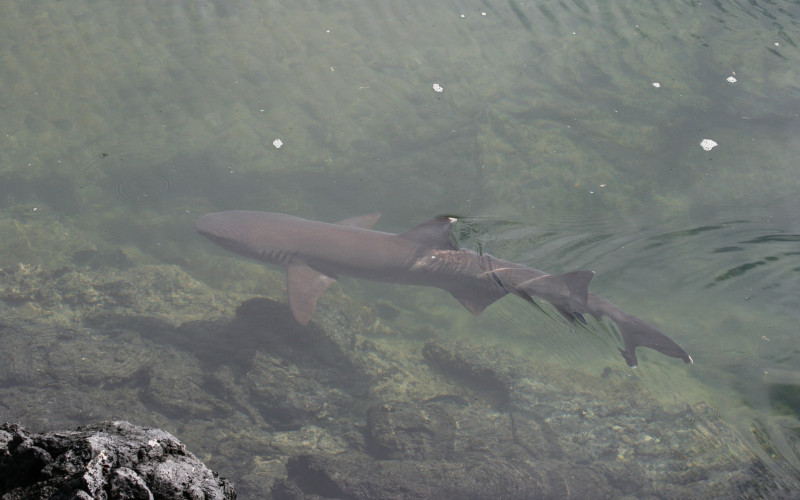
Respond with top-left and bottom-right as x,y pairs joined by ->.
337,213 -> 382,229
286,264 -> 336,325
449,287 -> 508,315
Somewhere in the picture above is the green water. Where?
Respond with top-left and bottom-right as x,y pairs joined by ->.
1,0 -> 799,496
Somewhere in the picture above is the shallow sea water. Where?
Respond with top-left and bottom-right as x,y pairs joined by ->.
1,0 -> 799,497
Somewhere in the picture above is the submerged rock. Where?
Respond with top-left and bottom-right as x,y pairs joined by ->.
271,341 -> 797,499
273,451 -> 608,499
2,260 -> 798,497
0,421 -> 235,500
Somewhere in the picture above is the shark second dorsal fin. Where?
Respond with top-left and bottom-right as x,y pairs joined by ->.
286,264 -> 336,325
518,270 -> 595,322
399,216 -> 459,251
337,213 -> 382,229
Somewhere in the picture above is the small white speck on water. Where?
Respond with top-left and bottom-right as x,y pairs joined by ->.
700,138 -> 718,151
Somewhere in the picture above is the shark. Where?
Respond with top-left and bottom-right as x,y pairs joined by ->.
196,210 -> 693,367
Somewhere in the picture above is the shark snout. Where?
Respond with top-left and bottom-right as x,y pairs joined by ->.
194,213 -> 221,236
195,211 -> 269,258
195,212 -> 247,245
195,213 -> 229,241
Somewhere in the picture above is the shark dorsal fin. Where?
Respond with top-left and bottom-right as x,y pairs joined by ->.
399,217 -> 459,251
286,264 -> 336,325
337,213 -> 382,229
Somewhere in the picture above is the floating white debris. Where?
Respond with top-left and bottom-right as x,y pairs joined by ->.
727,75 -> 737,83
460,14 -> 465,19
652,82 -> 661,88
481,12 -> 487,16
700,138 -> 718,151
273,139 -> 283,149
432,83 -> 444,93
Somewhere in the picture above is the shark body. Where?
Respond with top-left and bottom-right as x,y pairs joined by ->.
196,210 -> 692,367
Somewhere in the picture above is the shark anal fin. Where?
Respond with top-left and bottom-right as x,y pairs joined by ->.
286,264 -> 336,325
337,213 -> 382,229
450,287 -> 508,315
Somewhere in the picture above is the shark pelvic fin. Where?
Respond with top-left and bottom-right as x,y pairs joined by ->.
399,217 -> 459,251
286,264 -> 336,325
449,287 -> 509,315
337,213 -> 382,229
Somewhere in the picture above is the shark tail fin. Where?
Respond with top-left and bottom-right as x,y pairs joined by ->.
612,312 -> 694,368
518,270 -> 595,323
587,295 -> 693,367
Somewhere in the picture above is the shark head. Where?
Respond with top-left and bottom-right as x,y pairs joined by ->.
195,211 -> 267,260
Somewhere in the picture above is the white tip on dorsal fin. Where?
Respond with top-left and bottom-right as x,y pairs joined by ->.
337,213 -> 382,229
399,216 -> 459,251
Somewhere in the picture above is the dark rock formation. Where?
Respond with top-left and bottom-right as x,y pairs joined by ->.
0,421 -> 235,500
